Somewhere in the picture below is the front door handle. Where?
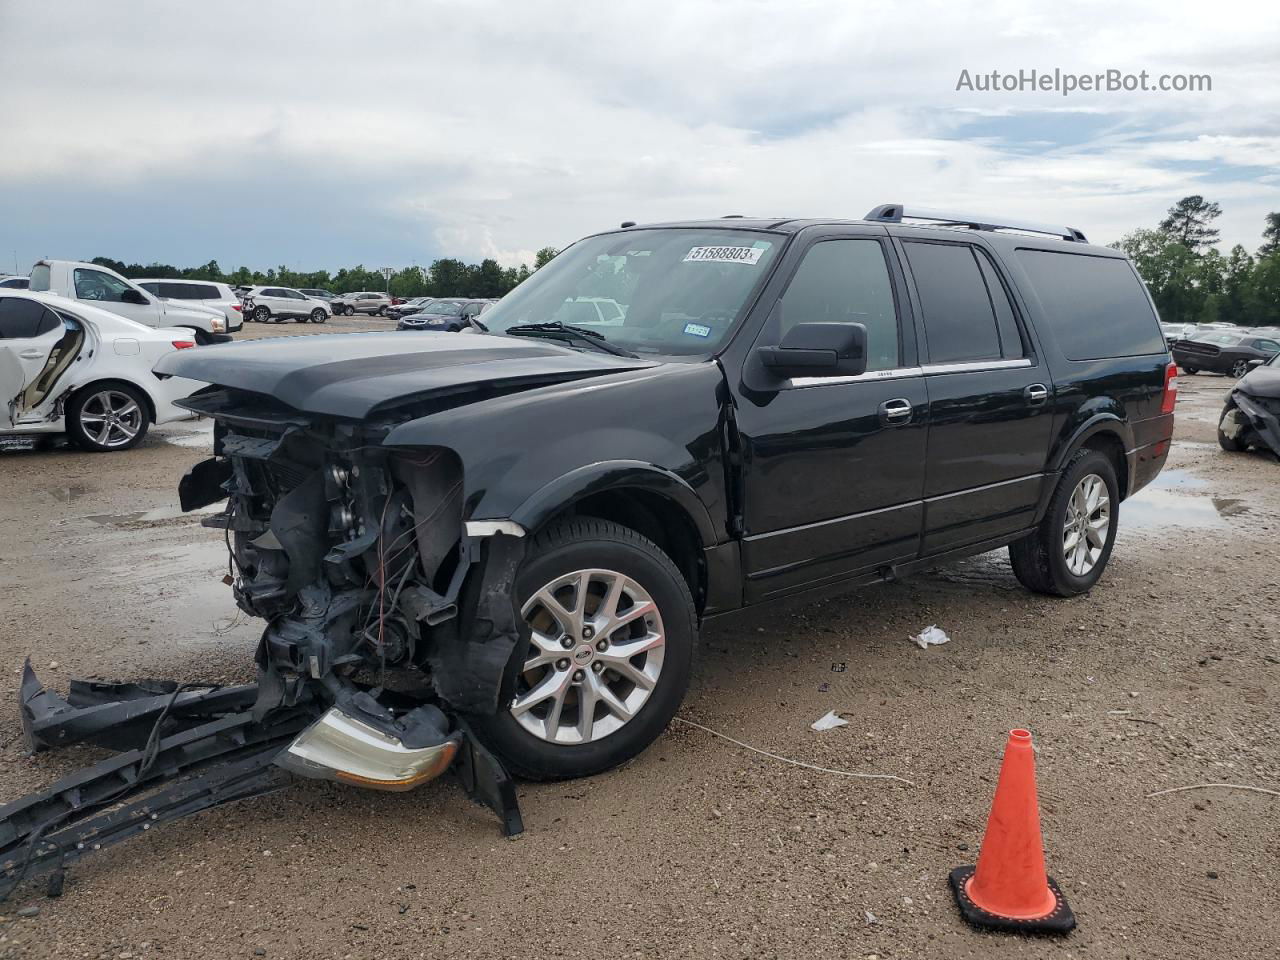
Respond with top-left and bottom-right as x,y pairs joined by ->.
1024,383 -> 1049,406
879,398 -> 913,425
19,349 -> 45,360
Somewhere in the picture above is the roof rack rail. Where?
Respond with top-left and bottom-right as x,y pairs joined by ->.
864,204 -> 1088,243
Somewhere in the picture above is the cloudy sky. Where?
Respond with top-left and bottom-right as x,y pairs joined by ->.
1,0 -> 1277,274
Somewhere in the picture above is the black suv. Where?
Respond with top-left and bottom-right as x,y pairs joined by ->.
160,206 -> 1176,784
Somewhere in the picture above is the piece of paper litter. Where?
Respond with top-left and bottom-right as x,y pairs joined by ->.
911,624 -> 950,650
810,710 -> 849,731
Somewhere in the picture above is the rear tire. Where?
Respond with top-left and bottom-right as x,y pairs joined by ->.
1218,399 -> 1249,452
1182,365 -> 1198,375
66,382 -> 150,452
1009,448 -> 1119,597
468,518 -> 697,781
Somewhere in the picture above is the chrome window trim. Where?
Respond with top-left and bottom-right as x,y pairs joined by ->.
920,357 -> 1033,375
787,366 -> 923,388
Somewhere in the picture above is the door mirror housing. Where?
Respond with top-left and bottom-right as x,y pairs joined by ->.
756,322 -> 868,379
121,288 -> 149,305
1247,358 -> 1265,370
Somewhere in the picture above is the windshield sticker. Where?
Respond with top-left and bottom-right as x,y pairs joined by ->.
683,322 -> 712,338
683,245 -> 765,265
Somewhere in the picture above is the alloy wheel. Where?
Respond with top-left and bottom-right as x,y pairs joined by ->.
78,390 -> 143,448
1231,360 -> 1249,378
1062,473 -> 1110,576
511,568 -> 665,745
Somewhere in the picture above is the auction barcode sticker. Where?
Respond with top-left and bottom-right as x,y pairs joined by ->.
683,245 -> 765,265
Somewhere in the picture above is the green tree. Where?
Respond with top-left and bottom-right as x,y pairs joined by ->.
1159,195 -> 1222,251
534,246 -> 559,270
1259,212 -> 1280,258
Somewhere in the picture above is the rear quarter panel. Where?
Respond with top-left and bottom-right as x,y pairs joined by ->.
995,241 -> 1173,499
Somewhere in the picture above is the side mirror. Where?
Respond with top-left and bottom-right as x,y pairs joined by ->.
756,322 -> 867,379
121,288 -> 149,305
1248,358 -> 1265,369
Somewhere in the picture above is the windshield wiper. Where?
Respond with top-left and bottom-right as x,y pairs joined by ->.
503,322 -> 638,358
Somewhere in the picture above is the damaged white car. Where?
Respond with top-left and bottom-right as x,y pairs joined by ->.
0,291 -> 201,451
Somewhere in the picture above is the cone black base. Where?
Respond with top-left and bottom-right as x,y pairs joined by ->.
949,866 -> 1076,935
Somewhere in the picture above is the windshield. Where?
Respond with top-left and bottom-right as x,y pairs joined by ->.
423,301 -> 463,316
480,228 -> 782,356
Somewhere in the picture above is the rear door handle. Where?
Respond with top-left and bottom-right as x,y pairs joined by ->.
19,349 -> 45,360
879,398 -> 913,425
1024,383 -> 1049,406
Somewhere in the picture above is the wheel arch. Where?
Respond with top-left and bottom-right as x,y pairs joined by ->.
509,462 -> 716,613
1051,414 -> 1131,499
70,377 -> 157,424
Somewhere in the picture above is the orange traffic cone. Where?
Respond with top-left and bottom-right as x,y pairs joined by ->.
949,729 -> 1076,934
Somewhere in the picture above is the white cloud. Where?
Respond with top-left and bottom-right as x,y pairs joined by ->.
0,0 -> 1276,267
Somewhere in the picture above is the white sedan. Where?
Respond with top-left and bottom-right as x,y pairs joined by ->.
0,290 -> 202,452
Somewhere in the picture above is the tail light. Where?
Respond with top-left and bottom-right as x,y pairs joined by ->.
171,340 -> 196,350
232,304 -> 242,312
1160,360 -> 1177,414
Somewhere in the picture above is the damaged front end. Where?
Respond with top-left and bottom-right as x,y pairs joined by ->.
2,387 -> 528,900
1221,363 -> 1280,459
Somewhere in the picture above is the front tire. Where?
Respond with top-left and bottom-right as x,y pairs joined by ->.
1182,365 -> 1198,375
310,309 -> 328,324
468,518 -> 697,781
344,305 -> 355,317
253,305 -> 271,323
378,306 -> 388,317
66,382 -> 150,452
1230,359 -> 1250,378
1009,448 -> 1119,597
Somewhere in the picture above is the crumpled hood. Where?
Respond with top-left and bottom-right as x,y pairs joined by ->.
1237,364 -> 1280,399
154,331 -> 656,418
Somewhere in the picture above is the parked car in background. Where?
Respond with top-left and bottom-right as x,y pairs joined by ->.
159,205 -> 1176,782
28,260 -> 232,344
242,286 -> 332,324
298,288 -> 336,302
386,297 -> 438,320
331,291 -> 393,316
1218,351 -> 1280,457
1171,330 -> 1280,377
0,275 -> 30,289
135,278 -> 245,330
396,298 -> 495,331
1160,321 -> 1195,342
0,291 -> 200,451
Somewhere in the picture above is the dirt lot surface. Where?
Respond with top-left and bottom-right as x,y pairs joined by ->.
2,330 -> 1277,959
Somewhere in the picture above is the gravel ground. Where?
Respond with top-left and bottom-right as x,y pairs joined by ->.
1,334 -> 1277,959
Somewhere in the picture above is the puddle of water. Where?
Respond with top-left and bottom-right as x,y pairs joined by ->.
1152,468 -> 1209,489
1122,486 -> 1248,530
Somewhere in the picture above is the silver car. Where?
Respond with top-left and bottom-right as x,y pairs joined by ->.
332,291 -> 393,317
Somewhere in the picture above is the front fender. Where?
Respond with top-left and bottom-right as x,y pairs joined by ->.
510,460 -> 717,547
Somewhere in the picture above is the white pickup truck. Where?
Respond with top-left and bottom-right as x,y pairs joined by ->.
28,260 -> 238,344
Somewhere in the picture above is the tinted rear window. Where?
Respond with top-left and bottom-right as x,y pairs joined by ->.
1016,251 -> 1165,360
0,297 -> 60,339
904,241 -> 1002,364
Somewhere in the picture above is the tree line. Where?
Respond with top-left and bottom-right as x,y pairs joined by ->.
88,246 -> 561,300
1113,197 -> 1279,327
84,201 -> 1280,327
